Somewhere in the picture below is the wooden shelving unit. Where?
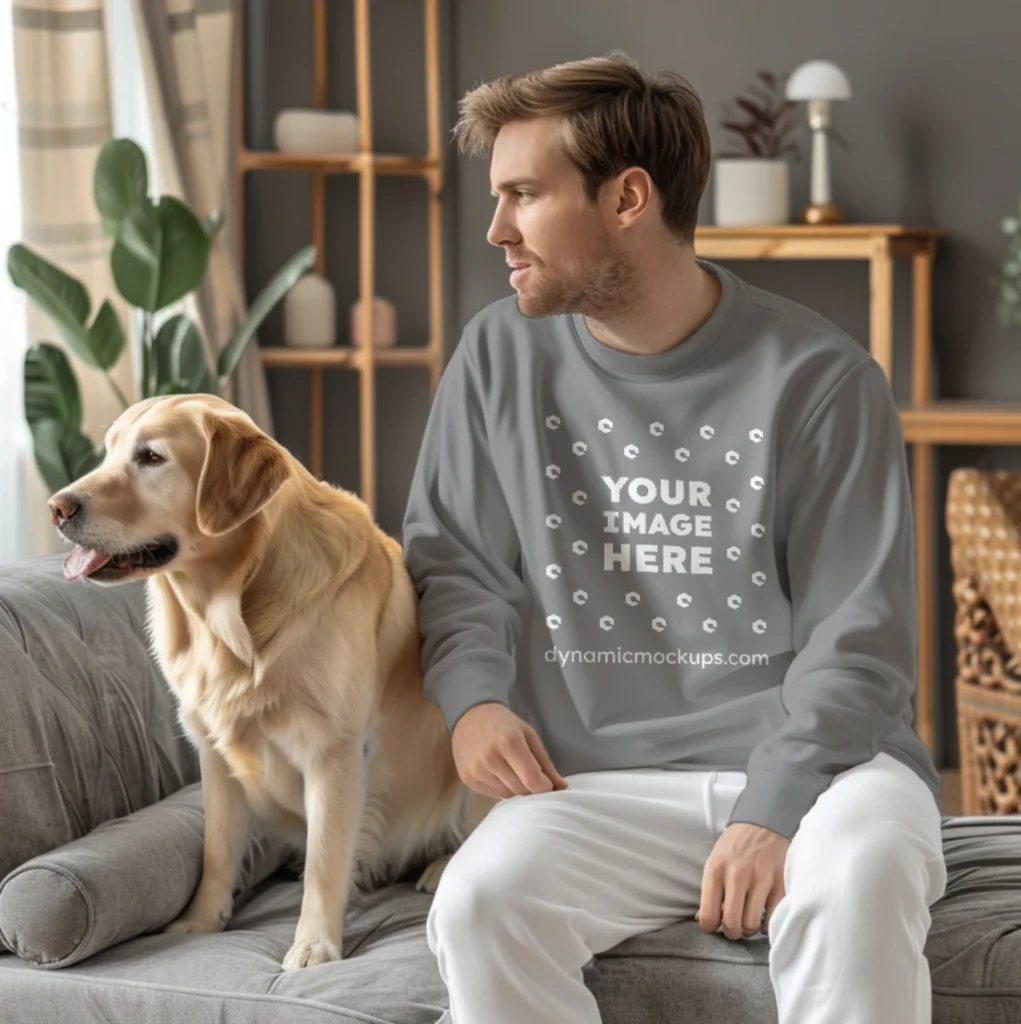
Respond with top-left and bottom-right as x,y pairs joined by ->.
695,224 -> 1021,759
259,345 -> 441,370
234,0 -> 445,514
899,402 -> 1021,445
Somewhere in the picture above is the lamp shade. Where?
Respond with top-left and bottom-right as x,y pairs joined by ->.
785,60 -> 852,101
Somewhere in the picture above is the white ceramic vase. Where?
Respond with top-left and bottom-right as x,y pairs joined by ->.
713,158 -> 790,226
273,110 -> 359,153
283,274 -> 336,348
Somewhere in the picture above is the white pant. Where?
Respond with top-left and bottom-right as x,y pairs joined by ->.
427,751 -> 947,1024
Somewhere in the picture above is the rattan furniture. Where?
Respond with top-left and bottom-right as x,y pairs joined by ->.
946,467 -> 1021,814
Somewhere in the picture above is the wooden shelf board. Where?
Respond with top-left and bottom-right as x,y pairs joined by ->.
240,149 -> 439,176
900,401 -> 1021,444
694,224 -> 945,260
259,345 -> 437,369
697,224 -> 946,238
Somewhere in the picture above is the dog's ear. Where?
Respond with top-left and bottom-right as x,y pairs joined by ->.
195,413 -> 291,536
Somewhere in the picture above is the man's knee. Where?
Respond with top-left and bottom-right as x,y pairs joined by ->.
427,845 -> 536,947
788,821 -> 943,913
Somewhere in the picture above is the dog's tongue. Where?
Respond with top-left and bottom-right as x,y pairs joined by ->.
62,546 -> 111,581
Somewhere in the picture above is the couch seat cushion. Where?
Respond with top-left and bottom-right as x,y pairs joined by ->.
0,879 -> 447,1024
0,820 -> 1018,1024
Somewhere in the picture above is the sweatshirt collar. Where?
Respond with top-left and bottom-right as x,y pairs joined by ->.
569,259 -> 743,381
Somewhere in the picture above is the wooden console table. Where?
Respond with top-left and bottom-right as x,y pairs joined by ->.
694,225 -> 944,751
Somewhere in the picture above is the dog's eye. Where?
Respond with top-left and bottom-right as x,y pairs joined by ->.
136,448 -> 166,468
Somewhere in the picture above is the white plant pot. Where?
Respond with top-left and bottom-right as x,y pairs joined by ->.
713,158 -> 790,226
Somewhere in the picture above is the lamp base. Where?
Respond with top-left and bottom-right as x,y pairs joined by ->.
801,202 -> 845,225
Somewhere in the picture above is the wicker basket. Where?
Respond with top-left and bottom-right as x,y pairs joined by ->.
946,468 -> 1021,815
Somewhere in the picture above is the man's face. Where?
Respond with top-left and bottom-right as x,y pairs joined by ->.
487,117 -> 638,319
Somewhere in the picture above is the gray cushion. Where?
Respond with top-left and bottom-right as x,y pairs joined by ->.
0,783 -> 298,968
0,816 -> 1018,1024
0,878 -> 445,1024
926,814 -> 1021,1021
0,556 -> 199,882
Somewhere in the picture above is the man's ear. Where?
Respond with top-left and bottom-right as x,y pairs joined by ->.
195,413 -> 291,537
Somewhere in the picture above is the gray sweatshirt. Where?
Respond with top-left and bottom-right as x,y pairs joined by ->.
402,260 -> 941,839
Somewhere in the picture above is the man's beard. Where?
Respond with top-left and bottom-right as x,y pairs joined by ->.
514,241 -> 641,320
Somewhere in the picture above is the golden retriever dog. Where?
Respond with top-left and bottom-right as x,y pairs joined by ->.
47,393 -> 493,970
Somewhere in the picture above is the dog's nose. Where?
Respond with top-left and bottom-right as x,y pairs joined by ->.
48,491 -> 82,526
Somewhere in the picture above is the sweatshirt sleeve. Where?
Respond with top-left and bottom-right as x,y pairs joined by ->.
727,358 -> 917,839
401,336 -> 525,734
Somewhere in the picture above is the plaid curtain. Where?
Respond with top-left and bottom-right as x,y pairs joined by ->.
10,0 -> 273,555
12,0 -> 135,554
132,0 -> 273,434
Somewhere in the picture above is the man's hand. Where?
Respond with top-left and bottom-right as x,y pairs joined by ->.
696,823 -> 789,940
451,702 -> 569,799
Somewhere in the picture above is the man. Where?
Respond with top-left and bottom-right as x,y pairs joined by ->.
401,51 -> 946,1024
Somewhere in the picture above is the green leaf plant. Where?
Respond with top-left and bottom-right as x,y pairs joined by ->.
8,137 -> 316,492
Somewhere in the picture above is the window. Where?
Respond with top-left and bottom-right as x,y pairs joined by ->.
0,0 -> 155,564
0,0 -> 33,564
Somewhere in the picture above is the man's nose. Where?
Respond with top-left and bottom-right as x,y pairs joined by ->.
48,491 -> 83,526
487,205 -> 520,248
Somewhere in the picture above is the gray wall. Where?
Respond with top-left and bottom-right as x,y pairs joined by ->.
245,0 -> 1021,769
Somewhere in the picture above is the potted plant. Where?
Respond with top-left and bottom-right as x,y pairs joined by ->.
8,137 -> 316,493
714,71 -> 801,227
996,199 -> 1021,326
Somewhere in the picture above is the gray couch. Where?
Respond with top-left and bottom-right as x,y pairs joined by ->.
0,555 -> 1019,1024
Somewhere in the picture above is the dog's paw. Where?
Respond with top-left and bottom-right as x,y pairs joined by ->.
415,853 -> 453,894
163,913 -> 227,936
283,937 -> 342,970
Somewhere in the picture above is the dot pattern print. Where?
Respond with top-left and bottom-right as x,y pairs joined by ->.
541,412 -> 770,643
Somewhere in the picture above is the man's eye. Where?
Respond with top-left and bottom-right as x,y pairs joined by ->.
516,191 -> 535,200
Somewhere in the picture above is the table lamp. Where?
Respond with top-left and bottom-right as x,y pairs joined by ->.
785,60 -> 852,224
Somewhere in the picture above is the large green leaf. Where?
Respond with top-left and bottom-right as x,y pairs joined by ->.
152,321 -> 175,388
94,139 -> 148,237
111,196 -> 212,312
8,244 -> 123,373
218,244 -> 316,381
86,300 -> 125,371
23,342 -> 82,429
29,419 -> 99,494
7,243 -> 98,365
30,420 -> 73,493
153,314 -> 217,395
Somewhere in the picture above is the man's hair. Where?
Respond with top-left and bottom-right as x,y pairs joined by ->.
453,52 -> 711,244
